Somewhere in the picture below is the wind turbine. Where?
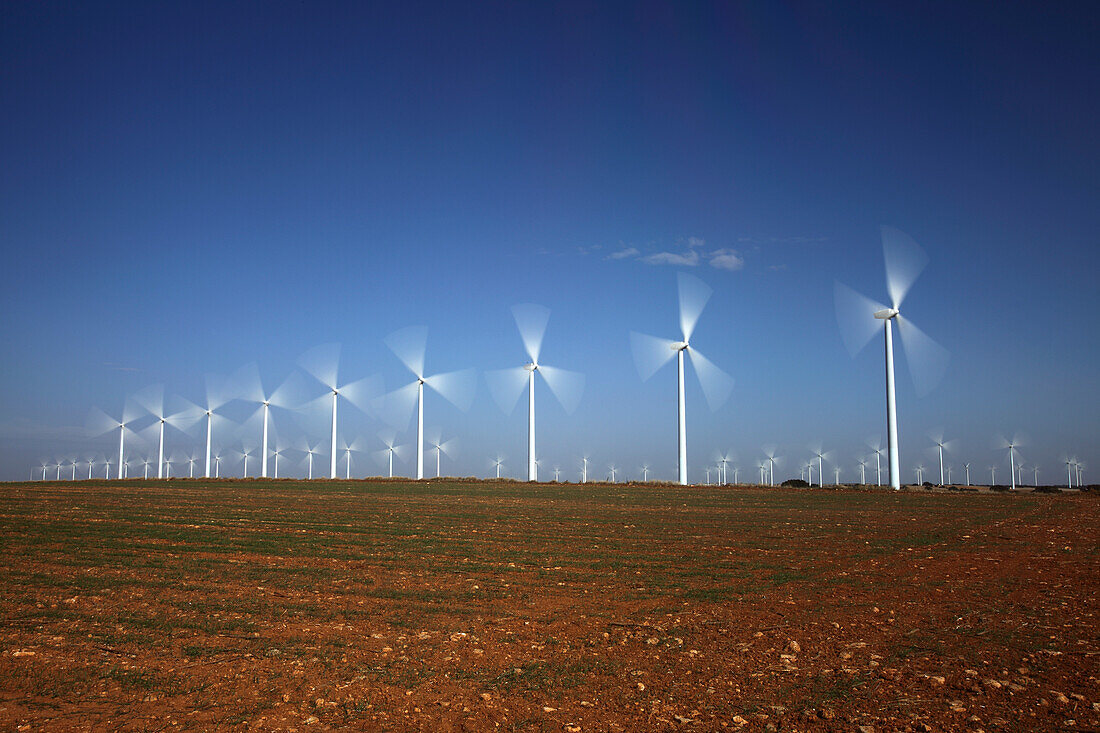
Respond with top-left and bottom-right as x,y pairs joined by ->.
379,326 -> 476,481
142,457 -> 151,479
491,456 -> 504,479
340,437 -> 364,479
487,305 -> 585,482
215,453 -> 222,478
164,455 -> 173,479
86,456 -> 96,480
868,440 -> 884,486
915,465 -> 924,484
187,453 -> 197,478
229,363 -> 307,479
706,467 -> 712,485
581,455 -> 589,484
964,462 -> 970,486
857,457 -> 867,484
998,435 -> 1023,491
834,466 -> 841,485
132,384 -> 201,479
1065,457 -> 1074,488
733,465 -> 739,484
87,398 -> 145,480
553,466 -> 561,482
758,463 -> 767,484
428,433 -> 456,478
947,465 -> 953,484
609,464 -> 617,483
810,446 -> 830,488
301,440 -> 322,480
928,432 -> 957,486
990,465 -> 996,485
763,446 -> 780,486
641,464 -> 649,482
631,273 -> 734,485
375,431 -> 407,478
298,343 -> 382,480
1032,465 -> 1038,486
835,227 -> 950,490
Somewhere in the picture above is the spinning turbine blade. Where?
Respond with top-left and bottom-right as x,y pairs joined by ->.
384,326 -> 428,378
131,384 -> 165,419
228,362 -> 267,404
424,368 -> 477,411
895,314 -> 950,397
678,272 -> 712,342
339,374 -> 384,415
687,347 -> 734,410
882,225 -> 929,309
485,367 -> 529,414
629,331 -> 677,382
833,281 -> 888,357
511,304 -> 551,364
86,406 -> 121,436
376,380 -> 420,431
297,343 -> 341,390
205,372 -> 231,412
268,370 -> 311,410
537,365 -> 585,415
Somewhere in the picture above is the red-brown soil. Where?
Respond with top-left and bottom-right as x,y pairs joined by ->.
0,479 -> 1096,731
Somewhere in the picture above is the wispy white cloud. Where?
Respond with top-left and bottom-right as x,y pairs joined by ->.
708,249 -> 744,271
606,246 -> 640,261
641,250 -> 701,266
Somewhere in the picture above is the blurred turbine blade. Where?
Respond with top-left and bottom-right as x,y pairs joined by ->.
424,368 -> 477,411
895,314 -> 949,397
268,370 -> 312,410
485,367 -> 529,414
629,331 -> 676,382
205,372 -> 230,412
678,272 -> 712,342
130,384 -> 165,418
166,394 -> 203,431
384,325 -> 428,378
87,406 -> 120,436
511,304 -> 551,364
375,380 -> 420,431
537,365 -> 585,415
340,374 -> 384,415
297,342 -> 341,390
687,347 -> 734,411
228,362 -> 266,404
439,437 -> 458,457
882,225 -> 929,309
834,281 -> 887,358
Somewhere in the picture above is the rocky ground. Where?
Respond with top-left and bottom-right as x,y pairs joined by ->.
0,479 -> 1096,731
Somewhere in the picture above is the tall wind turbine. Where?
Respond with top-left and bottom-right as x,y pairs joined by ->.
491,456 -> 504,479
857,457 -> 867,484
763,445 -> 781,486
487,305 -> 585,482
581,455 -> 589,484
380,326 -> 476,481
998,434 -> 1023,491
229,363 -> 306,479
298,343 -> 381,479
868,440 -> 885,486
964,462 -> 970,486
87,399 -> 144,480
375,431 -> 407,479
132,384 -> 201,479
835,227 -> 950,490
1065,457 -> 1074,488
928,431 -> 956,486
630,273 -> 734,485
810,445 -> 830,488
427,431 -> 457,478
194,373 -> 236,479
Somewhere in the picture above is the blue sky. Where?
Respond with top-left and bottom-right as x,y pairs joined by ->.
1,2 -> 1097,483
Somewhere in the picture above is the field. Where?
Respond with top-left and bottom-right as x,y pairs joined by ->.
0,479 -> 1097,732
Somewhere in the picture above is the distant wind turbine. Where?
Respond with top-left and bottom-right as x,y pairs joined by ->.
298,343 -> 382,480
380,326 -> 476,480
487,305 -> 585,482
835,227 -> 950,490
630,273 -> 734,485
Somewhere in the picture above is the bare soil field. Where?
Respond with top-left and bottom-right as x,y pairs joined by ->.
0,479 -> 1097,731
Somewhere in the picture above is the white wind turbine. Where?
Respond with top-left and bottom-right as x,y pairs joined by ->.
997,434 -> 1023,491
915,465 -> 924,484
706,467 -> 712,485
964,462 -> 971,486
868,439 -> 885,486
132,384 -> 201,479
641,464 -> 649,482
1032,465 -> 1038,486
857,457 -> 867,484
86,456 -> 96,480
374,430 -> 407,479
1065,457 -> 1074,488
487,305 -> 585,482
835,227 -> 950,491
763,445 -> 781,486
928,431 -> 957,486
427,431 -> 457,478
630,273 -> 734,485
301,439 -> 322,480
491,456 -> 504,479
581,455 -> 589,484
230,363 -> 306,479
809,445 -> 831,488
298,343 -> 382,479
340,437 -> 365,479
379,326 -> 477,481
142,457 -> 151,479
608,464 -> 617,483
87,398 -> 145,480
195,373 -> 235,479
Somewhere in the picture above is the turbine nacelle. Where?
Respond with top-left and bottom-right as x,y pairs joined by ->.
670,341 -> 688,351
524,362 -> 538,372
873,308 -> 899,320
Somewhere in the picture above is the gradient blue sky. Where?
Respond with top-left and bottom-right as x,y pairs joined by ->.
2,2 -> 1097,482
